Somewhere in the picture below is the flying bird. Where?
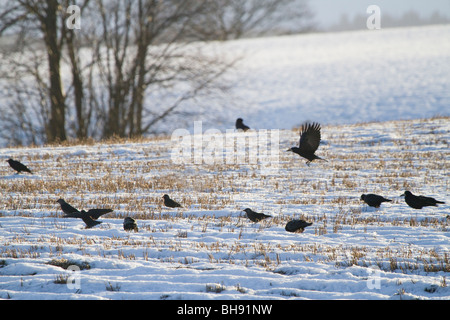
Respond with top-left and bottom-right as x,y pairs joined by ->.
235,118 -> 250,132
401,191 -> 445,209
287,122 -> 326,166
123,217 -> 138,232
360,194 -> 392,208
285,219 -> 313,233
162,194 -> 182,208
6,158 -> 32,174
242,208 -> 271,223
56,198 -> 113,228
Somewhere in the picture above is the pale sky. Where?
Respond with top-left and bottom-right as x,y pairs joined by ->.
309,0 -> 450,28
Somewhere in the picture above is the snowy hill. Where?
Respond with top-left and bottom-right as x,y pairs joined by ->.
174,24 -> 450,133
0,116 -> 448,300
0,25 -> 448,144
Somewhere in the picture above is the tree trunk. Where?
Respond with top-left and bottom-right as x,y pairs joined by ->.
66,28 -> 86,140
42,0 -> 67,143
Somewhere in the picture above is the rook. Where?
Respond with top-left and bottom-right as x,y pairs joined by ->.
401,191 -> 445,209
287,122 -> 326,166
360,194 -> 392,208
7,158 -> 32,174
285,219 -> 313,233
243,208 -> 271,223
235,118 -> 250,132
163,194 -> 182,208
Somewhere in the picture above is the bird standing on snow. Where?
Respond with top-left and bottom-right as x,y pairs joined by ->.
243,208 -> 271,223
235,118 -> 250,132
287,122 -> 326,166
360,194 -> 392,208
123,217 -> 138,232
56,198 -> 113,228
285,219 -> 313,233
401,191 -> 445,209
162,194 -> 182,208
6,158 -> 32,174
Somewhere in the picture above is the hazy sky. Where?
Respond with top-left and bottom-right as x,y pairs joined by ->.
310,0 -> 450,28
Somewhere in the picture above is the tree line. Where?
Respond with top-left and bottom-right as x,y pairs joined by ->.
0,0 -> 312,146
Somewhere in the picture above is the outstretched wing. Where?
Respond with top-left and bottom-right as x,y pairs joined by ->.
63,212 -> 82,218
87,208 -> 113,220
299,122 -> 321,153
59,200 -> 80,216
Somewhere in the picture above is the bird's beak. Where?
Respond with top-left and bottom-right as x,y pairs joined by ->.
400,193 -> 405,197
286,149 -> 292,152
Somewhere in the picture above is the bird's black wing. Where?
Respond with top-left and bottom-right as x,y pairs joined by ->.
418,195 -> 444,205
63,212 -> 82,218
87,208 -> 113,220
59,200 -> 80,216
371,194 -> 391,202
62,203 -> 79,214
167,199 -> 182,208
171,200 -> 182,208
299,122 -> 321,153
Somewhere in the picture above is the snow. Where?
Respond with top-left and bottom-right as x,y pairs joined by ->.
174,24 -> 450,133
0,25 -> 449,301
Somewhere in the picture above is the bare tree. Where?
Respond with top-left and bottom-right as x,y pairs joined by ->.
0,47 -> 49,145
88,0 -> 236,139
0,0 -> 90,144
188,0 -> 314,41
0,0 -> 235,143
0,0 -> 313,146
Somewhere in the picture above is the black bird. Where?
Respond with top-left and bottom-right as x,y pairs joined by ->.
287,122 -> 326,166
285,219 -> 313,233
360,194 -> 392,208
401,191 -> 445,209
235,118 -> 250,132
123,217 -> 138,232
7,158 -> 32,174
56,199 -> 113,228
57,199 -> 113,219
162,194 -> 182,208
243,208 -> 271,223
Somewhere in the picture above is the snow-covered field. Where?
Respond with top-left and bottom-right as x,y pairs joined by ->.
0,25 -> 449,301
0,116 -> 448,300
